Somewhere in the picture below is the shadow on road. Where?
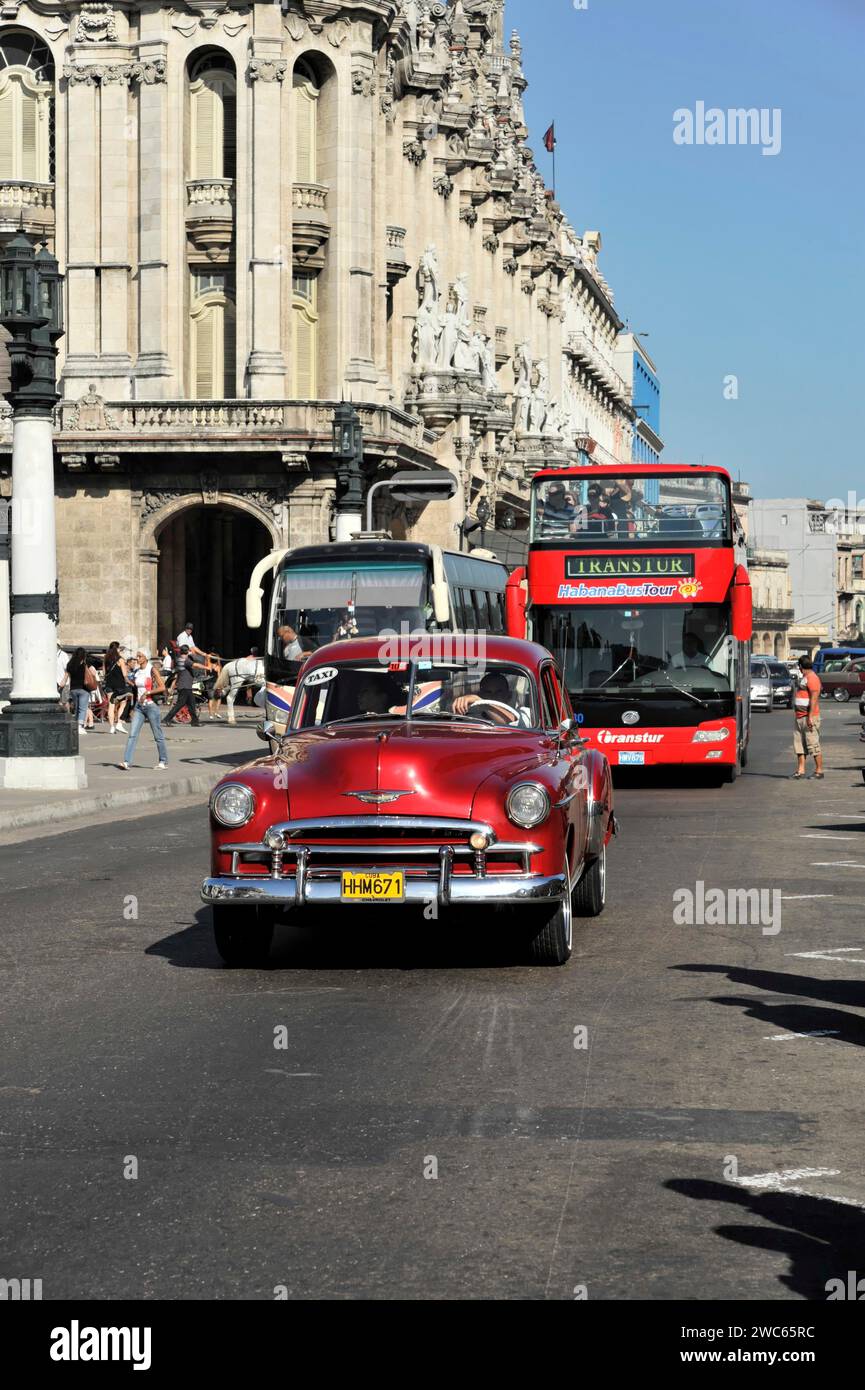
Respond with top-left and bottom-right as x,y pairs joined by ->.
666,1177 -> 865,1299
612,767 -> 735,790
147,906 -> 552,972
671,963 -> 865,1046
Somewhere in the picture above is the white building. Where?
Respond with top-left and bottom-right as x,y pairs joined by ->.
0,0 -> 639,658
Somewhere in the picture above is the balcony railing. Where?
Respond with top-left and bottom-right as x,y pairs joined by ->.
186,178 -> 235,209
292,182 -> 330,268
0,180 -> 55,234
292,181 -> 328,212
565,331 -> 630,403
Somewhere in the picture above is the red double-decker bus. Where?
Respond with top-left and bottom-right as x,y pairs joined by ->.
507,465 -> 753,780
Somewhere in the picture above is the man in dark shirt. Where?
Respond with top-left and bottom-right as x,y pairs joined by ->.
162,645 -> 205,727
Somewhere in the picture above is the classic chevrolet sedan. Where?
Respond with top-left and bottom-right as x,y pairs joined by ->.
202,636 -> 616,967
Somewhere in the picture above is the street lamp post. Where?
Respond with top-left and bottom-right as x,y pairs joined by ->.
0,231 -> 85,789
332,401 -> 365,543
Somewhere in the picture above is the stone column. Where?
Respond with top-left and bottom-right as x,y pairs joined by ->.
98,67 -> 134,394
139,546 -> 159,656
132,45 -> 175,398
343,50 -> 376,386
0,497 -> 11,697
61,67 -> 100,391
246,48 -> 288,398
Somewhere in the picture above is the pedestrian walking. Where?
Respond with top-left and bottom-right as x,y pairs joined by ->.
162,645 -> 204,727
103,640 -> 132,734
65,647 -> 95,733
118,650 -> 168,770
792,655 -> 823,779
56,645 -> 70,709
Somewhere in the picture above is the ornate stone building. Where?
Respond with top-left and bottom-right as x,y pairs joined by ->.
0,0 -> 637,655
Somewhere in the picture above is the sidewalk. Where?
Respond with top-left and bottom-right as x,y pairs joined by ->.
0,710 -> 263,834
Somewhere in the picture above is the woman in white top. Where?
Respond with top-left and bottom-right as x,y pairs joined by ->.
118,651 -> 169,771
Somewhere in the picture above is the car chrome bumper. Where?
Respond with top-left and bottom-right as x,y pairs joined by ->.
201,872 -> 567,909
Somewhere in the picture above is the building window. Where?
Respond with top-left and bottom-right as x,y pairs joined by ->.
187,52 -> 236,181
0,30 -> 53,183
189,271 -> 236,398
293,62 -> 319,182
291,270 -> 318,397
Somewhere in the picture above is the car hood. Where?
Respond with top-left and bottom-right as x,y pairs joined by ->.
265,721 -> 549,822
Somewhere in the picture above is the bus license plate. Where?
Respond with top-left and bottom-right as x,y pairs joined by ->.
341,871 -> 405,903
618,752 -> 646,765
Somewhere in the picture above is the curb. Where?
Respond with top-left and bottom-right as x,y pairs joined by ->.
0,769 -> 226,833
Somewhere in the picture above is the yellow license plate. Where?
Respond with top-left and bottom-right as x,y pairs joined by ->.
341,871 -> 405,903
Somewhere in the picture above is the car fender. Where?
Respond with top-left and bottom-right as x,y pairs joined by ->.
582,748 -> 615,858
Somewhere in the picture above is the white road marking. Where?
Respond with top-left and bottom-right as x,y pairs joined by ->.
763,1030 -> 840,1041
780,894 -> 835,900
786,946 -> 865,966
736,1168 -> 840,1190
801,834 -> 861,841
810,861 -> 865,869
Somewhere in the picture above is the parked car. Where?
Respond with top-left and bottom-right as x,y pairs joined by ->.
750,658 -> 783,710
819,657 -> 865,706
750,661 -> 773,712
202,637 -> 617,968
750,658 -> 794,708
813,647 -> 865,674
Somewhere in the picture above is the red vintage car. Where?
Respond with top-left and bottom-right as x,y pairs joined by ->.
201,636 -> 617,967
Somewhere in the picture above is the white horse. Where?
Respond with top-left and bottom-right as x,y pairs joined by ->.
212,656 -> 265,724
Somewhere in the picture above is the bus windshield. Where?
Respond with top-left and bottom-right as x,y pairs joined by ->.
531,472 -> 732,545
272,561 -> 434,654
537,604 -> 734,696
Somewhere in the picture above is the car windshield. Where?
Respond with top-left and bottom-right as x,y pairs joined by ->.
531,472 -> 731,544
291,661 -> 540,730
272,562 -> 435,654
538,604 -> 734,696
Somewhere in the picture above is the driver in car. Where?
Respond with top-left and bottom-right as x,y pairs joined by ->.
356,673 -> 403,715
452,672 -> 533,727
670,632 -> 709,670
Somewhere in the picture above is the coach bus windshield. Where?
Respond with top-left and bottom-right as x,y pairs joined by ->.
272,561 -> 434,655
537,604 -> 735,696
531,473 -> 731,545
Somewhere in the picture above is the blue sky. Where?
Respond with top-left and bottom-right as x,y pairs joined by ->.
508,0 -> 864,500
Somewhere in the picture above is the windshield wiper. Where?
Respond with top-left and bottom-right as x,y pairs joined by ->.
325,714 -> 404,727
648,672 -> 708,707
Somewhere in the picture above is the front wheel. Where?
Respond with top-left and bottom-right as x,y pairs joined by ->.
528,859 -> 573,966
213,905 -> 275,967
720,755 -> 740,784
833,687 -> 850,703
573,842 -> 606,917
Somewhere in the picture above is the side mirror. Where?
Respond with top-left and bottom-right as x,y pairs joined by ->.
257,721 -> 279,749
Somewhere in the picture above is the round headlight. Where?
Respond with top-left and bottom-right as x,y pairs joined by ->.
506,783 -> 551,829
211,783 -> 255,828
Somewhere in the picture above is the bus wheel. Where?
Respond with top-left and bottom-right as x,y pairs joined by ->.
740,738 -> 749,768
720,757 -> 739,785
213,906 -> 274,968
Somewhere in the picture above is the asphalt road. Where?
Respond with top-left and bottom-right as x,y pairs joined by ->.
2,701 -> 865,1301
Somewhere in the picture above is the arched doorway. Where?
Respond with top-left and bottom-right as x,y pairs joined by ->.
155,505 -> 273,657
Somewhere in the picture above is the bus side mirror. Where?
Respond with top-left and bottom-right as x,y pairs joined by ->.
731,566 -> 753,642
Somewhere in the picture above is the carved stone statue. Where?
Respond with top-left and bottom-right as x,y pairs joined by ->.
513,341 -> 532,435
529,358 -> 550,434
414,244 -> 443,370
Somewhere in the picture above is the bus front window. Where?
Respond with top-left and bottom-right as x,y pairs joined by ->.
271,562 -> 433,656
538,605 -> 735,696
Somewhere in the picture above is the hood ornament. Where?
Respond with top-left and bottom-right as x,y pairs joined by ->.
344,790 -> 416,805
